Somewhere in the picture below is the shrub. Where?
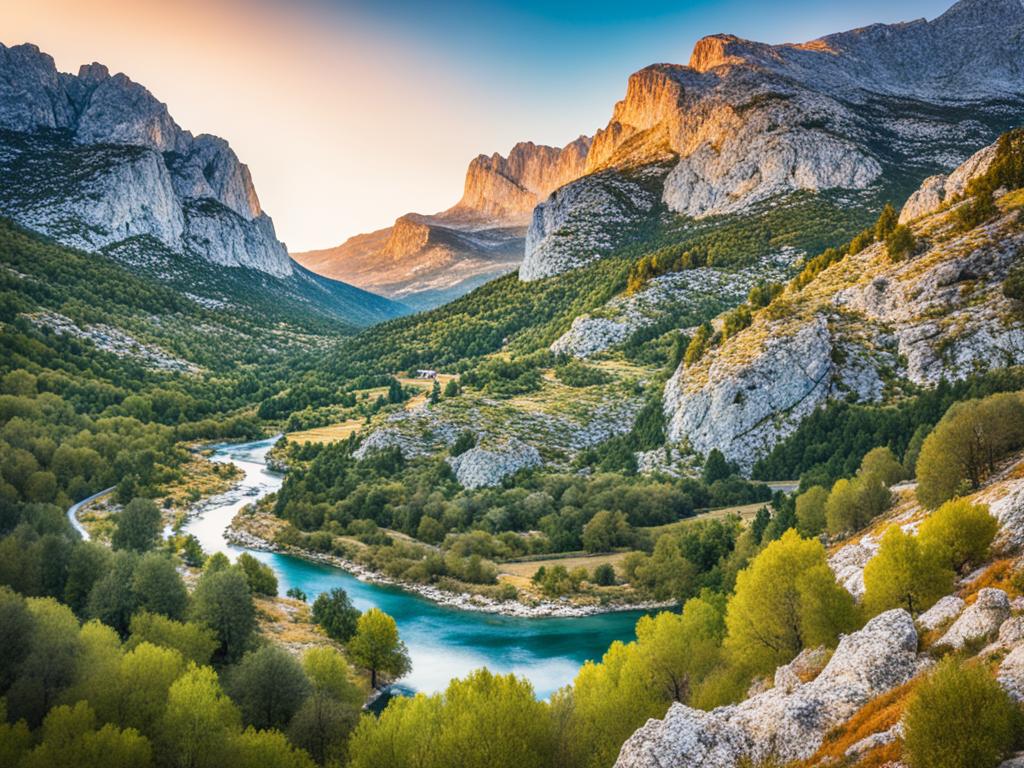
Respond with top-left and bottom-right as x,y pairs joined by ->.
724,530 -> 858,674
858,446 -> 904,486
592,563 -> 616,586
825,474 -> 891,536
554,361 -> 612,388
885,224 -> 916,261
795,486 -> 829,537
311,588 -> 361,642
917,500 -> 999,573
236,553 -> 278,596
1004,264 -> 1024,302
903,657 -> 1018,768
449,430 -> 476,457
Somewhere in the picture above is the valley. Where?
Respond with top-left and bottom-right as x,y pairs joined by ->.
4,1 -> 1024,767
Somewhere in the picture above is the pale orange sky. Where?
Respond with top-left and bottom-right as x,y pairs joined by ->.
4,0 -> 955,251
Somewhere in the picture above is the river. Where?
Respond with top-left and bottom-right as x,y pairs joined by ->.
183,437 -> 646,699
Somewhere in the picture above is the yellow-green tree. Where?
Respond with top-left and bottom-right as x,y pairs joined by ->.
916,393 -> 1024,507
347,608 -> 411,689
903,658 -> 1018,768
795,486 -> 829,537
918,500 -> 999,573
862,526 -> 953,616
724,530 -> 858,675
159,665 -> 241,768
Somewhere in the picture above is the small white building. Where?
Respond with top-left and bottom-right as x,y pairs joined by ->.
416,369 -> 438,379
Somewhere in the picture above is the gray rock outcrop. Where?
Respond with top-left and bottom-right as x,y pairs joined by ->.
663,140 -> 1024,470
935,588 -> 1011,649
0,42 -> 291,277
447,439 -> 541,489
998,643 -> 1024,701
917,595 -> 966,632
614,610 -> 920,768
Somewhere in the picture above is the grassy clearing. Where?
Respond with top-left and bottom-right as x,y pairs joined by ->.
641,502 -> 768,538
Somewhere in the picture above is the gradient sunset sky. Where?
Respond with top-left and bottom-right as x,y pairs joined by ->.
8,0 -> 954,251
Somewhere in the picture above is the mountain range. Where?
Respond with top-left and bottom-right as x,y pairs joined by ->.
296,0 -> 1024,307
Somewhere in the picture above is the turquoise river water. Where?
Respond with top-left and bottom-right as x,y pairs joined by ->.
182,437 -> 646,698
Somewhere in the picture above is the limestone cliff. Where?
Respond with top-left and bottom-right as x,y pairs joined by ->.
294,139 -> 592,307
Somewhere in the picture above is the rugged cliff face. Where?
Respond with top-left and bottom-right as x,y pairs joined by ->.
520,0 -> 1024,281
0,43 -> 291,277
293,139 -> 592,307
662,140 -> 1024,471
451,138 -> 592,222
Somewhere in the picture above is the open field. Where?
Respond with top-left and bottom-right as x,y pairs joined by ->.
499,551 -> 631,579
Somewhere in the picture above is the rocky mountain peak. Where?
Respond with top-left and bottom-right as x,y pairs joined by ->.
452,137 -> 592,222
0,41 -> 290,276
688,34 -> 760,73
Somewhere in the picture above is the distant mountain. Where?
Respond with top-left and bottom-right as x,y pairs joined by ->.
292,139 -> 591,309
520,0 -> 1024,280
0,42 -> 405,328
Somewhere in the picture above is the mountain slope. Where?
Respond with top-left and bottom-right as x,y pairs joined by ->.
664,131 -> 1024,472
292,139 -> 591,308
520,0 -> 1024,281
0,42 -> 405,328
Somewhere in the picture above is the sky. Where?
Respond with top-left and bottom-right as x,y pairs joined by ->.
5,0 -> 955,251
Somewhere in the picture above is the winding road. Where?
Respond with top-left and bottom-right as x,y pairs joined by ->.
66,486 -> 115,540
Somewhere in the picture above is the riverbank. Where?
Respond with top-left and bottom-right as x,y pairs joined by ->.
225,523 -> 674,619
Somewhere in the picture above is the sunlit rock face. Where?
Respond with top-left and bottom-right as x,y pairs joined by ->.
521,0 -> 1024,281
614,610 -> 921,768
0,42 -> 292,277
453,138 -> 592,223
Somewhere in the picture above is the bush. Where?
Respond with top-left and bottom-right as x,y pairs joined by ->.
554,361 -> 612,388
917,499 -> 999,573
795,486 -> 829,537
592,563 -> 616,586
724,530 -> 858,674
236,553 -> 278,596
903,657 -> 1019,768
885,224 -> 916,261
825,474 -> 891,536
858,447 -> 904,486
111,498 -> 161,552
1004,264 -> 1024,302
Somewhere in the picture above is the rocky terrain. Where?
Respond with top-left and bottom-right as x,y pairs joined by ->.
294,139 -> 592,308
351,368 -> 648,488
0,44 -> 287,274
0,42 -> 403,327
550,249 -> 794,358
616,454 -> 1024,768
520,0 -> 1024,282
664,140 -> 1024,471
